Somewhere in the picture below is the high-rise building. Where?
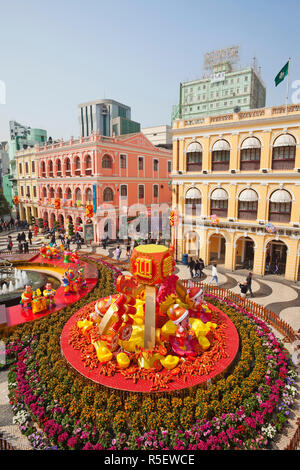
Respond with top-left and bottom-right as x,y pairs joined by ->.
172,47 -> 266,122
0,141 -> 9,188
142,125 -> 173,150
3,121 -> 47,208
78,99 -> 140,138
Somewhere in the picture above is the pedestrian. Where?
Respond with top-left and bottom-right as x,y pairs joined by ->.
266,251 -> 270,271
246,272 -> 254,297
7,236 -> 13,252
24,240 -> 29,253
18,240 -> 23,254
209,262 -> 219,285
188,258 -> 195,278
21,231 -> 26,242
126,244 -> 131,259
28,230 -> 33,245
102,237 -> 107,250
198,258 -> 205,279
114,245 -> 121,260
194,259 -> 201,277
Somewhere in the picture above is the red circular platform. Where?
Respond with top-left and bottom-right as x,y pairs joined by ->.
60,303 -> 239,393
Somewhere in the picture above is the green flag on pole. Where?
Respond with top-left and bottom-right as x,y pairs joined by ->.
275,61 -> 289,87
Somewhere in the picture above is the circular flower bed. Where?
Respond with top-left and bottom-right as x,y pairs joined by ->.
2,261 -> 298,450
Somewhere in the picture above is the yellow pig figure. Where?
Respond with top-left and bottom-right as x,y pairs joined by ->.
189,318 -> 217,351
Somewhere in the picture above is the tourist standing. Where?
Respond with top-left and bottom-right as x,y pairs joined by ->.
28,230 -> 33,245
188,258 -> 195,278
7,236 -> 13,252
246,272 -> 254,297
114,245 -> 121,260
209,262 -> 219,285
198,258 -> 205,279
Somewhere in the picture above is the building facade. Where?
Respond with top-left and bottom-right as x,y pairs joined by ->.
3,121 -> 47,208
172,104 -> 300,281
172,63 -> 266,123
0,141 -> 9,188
78,99 -> 140,138
142,125 -> 173,149
15,147 -> 39,223
33,132 -> 172,242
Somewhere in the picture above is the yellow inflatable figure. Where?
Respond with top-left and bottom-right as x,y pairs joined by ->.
189,318 -> 217,351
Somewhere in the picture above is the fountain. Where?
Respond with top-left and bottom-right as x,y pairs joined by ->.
0,259 -> 60,307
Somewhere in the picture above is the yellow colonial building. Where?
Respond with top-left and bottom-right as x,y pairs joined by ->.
16,147 -> 39,223
172,104 -> 300,281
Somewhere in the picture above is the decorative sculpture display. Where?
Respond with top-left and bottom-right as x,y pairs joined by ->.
43,282 -> 56,308
20,285 -> 34,308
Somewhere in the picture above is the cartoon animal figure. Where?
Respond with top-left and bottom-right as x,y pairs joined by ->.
43,282 -> 56,308
20,285 -> 34,309
70,251 -> 79,264
76,268 -> 87,290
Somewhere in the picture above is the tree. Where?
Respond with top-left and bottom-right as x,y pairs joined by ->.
0,188 -> 11,216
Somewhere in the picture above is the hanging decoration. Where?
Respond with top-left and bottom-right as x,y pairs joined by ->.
54,198 -> 61,209
86,203 -> 93,218
210,214 -> 220,225
170,210 -> 179,226
265,222 -> 277,234
13,196 -> 19,205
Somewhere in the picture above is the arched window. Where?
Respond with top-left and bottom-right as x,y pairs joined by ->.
103,187 -> 114,202
210,188 -> 228,218
49,160 -> 54,177
240,137 -> 261,171
42,187 -> 47,198
65,157 -> 71,176
86,187 -> 92,202
66,187 -> 72,199
212,140 -> 230,171
238,189 -> 258,220
75,156 -> 81,176
269,189 -> 292,223
102,154 -> 112,169
49,187 -> 55,198
186,142 -> 202,172
75,188 -> 81,201
85,155 -> 92,176
120,185 -> 127,198
57,187 -> 63,199
41,161 -> 46,177
185,187 -> 201,217
56,159 -> 62,177
272,134 -> 296,170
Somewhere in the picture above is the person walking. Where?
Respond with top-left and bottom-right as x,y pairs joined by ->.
23,239 -> 29,254
246,272 -> 254,297
126,243 -> 131,259
198,258 -> 205,279
194,259 -> 201,277
28,230 -> 33,245
18,240 -> 23,254
209,262 -> 219,285
188,258 -> 195,279
239,281 -> 248,298
7,236 -> 13,252
114,245 -> 121,260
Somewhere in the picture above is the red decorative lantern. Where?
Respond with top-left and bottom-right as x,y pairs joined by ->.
13,196 -> 19,205
86,203 -> 93,218
54,198 -> 60,209
170,210 -> 179,226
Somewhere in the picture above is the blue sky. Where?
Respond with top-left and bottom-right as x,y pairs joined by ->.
0,0 -> 299,141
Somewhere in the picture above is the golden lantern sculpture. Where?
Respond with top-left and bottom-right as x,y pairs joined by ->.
86,203 -> 93,218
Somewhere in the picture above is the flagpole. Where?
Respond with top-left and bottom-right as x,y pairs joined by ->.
286,58 -> 291,114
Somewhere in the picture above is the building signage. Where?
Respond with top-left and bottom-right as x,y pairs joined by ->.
84,223 -> 94,242
210,72 -> 226,83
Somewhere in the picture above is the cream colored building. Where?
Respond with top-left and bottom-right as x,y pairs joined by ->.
172,104 -> 300,281
16,147 -> 39,223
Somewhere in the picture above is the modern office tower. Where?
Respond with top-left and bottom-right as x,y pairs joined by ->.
78,99 -> 140,138
172,47 -> 266,122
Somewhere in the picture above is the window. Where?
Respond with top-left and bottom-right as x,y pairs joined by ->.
212,140 -> 230,171
42,187 -> 47,198
21,186 -> 24,196
120,185 -> 127,197
75,188 -> 81,201
238,189 -> 259,220
26,186 -> 30,197
66,188 -> 72,199
56,160 -> 62,177
240,137 -> 261,170
120,154 -> 127,169
33,186 -> 36,198
153,159 -> 159,171
168,161 -> 172,173
86,188 -> 92,202
19,163 -> 22,174
272,134 -> 296,170
186,141 -> 202,172
65,158 -> 71,176
210,199 -> 228,218
138,185 -> 144,199
102,154 -> 112,169
138,157 -> 144,170
269,190 -> 292,223
25,162 -> 29,173
185,188 -> 201,217
31,161 -> 35,173
49,160 -> 54,177
103,187 -> 114,202
85,155 -> 92,175
153,185 -> 158,198
49,187 -> 54,198
57,188 -> 63,199
75,157 -> 81,175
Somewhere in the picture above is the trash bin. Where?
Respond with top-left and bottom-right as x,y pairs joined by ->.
182,253 -> 188,265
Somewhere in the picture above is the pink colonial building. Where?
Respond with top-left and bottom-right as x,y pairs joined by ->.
36,132 -> 172,242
